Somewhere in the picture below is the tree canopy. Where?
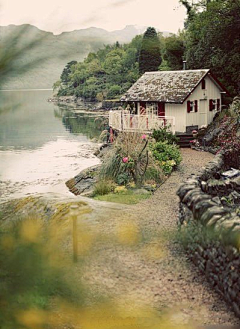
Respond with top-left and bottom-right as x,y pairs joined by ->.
139,27 -> 162,75
160,32 -> 185,71
182,0 -> 240,96
56,37 -> 142,101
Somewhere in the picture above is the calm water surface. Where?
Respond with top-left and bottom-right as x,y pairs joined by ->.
0,90 -> 103,201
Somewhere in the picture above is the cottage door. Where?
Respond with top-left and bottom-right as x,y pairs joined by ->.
158,103 -> 165,117
199,100 -> 207,127
140,101 -> 146,114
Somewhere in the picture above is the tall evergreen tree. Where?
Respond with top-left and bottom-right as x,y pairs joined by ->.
139,27 -> 162,75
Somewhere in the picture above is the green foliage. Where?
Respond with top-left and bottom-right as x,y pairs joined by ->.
60,60 -> 77,84
150,142 -> 182,175
57,36 -> 142,101
100,151 -> 123,182
52,80 -> 61,92
182,0 -> 240,95
107,85 -> 121,99
92,179 -> 116,196
139,27 -> 162,75
100,133 -> 151,186
162,33 -> 185,70
177,220 -> 216,251
0,219 -> 85,328
116,173 -> 131,186
158,59 -> 171,71
152,127 -> 179,144
100,133 -> 170,187
144,166 -> 164,184
94,190 -> 151,205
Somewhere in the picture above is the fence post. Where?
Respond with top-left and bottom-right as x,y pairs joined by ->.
109,110 -> 112,127
172,117 -> 176,134
70,205 -> 79,263
110,127 -> 114,143
121,111 -> 123,131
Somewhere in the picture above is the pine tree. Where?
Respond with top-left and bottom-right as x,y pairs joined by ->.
139,27 -> 161,75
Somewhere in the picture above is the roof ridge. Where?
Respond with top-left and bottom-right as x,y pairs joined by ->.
144,69 -> 210,75
121,69 -> 217,103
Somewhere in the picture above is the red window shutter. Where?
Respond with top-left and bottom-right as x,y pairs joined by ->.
209,99 -> 213,111
195,100 -> 198,112
217,99 -> 220,111
187,101 -> 191,113
201,79 -> 206,89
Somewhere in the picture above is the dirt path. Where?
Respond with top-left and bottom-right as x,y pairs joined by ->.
80,149 -> 240,327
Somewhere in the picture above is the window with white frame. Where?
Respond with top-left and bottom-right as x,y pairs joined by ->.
209,99 -> 220,111
187,100 -> 198,113
146,102 -> 158,116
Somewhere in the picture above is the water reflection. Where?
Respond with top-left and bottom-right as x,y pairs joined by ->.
54,107 -> 107,140
0,90 -> 106,150
0,90 -> 103,201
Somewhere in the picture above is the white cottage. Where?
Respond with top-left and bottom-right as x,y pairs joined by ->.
119,69 -> 228,133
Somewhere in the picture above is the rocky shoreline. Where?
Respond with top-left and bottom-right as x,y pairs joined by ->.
66,165 -> 100,196
48,95 -> 122,111
65,143 -> 110,196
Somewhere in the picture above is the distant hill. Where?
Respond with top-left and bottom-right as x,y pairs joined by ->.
0,24 -> 171,90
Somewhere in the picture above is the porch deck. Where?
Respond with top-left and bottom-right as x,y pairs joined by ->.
109,110 -> 175,134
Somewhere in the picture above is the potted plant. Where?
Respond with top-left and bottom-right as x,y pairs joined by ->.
192,130 -> 198,138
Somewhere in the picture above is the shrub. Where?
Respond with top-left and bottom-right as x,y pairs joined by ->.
100,150 -> 124,181
116,173 -> 131,185
152,127 -> 179,144
150,141 -> 182,175
93,179 -> 116,196
144,164 -> 165,183
96,92 -> 104,102
107,85 -> 121,99
100,132 -> 150,185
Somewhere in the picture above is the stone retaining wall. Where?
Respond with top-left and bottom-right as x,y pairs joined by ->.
177,152 -> 240,318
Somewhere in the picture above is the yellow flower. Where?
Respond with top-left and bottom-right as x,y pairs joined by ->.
114,186 -> 127,194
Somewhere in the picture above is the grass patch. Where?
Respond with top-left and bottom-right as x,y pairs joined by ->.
93,190 -> 151,204
92,179 -> 116,196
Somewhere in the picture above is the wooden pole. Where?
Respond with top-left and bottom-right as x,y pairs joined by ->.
110,127 -> 113,143
70,205 -> 78,263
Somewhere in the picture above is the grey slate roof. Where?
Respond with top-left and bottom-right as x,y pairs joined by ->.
121,69 -> 210,103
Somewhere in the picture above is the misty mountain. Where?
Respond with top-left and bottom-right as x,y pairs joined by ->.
0,24 -> 171,90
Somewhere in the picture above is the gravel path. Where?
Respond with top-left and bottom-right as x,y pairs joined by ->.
81,149 -> 240,327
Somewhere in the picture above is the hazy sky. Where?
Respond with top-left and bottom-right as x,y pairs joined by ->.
0,0 -> 186,34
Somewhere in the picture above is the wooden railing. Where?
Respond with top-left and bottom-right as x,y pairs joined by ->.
109,110 -> 175,134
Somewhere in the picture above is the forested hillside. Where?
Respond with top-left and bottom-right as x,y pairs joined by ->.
56,0 -> 240,102
56,28 -> 166,101
56,36 -> 143,101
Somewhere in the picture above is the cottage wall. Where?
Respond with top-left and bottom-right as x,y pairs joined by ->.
185,76 -> 222,130
165,104 -> 186,133
205,76 -> 222,124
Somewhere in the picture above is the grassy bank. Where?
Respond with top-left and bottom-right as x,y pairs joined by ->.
93,189 -> 151,204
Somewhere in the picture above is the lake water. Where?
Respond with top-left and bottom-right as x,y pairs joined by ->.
0,90 -> 103,202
